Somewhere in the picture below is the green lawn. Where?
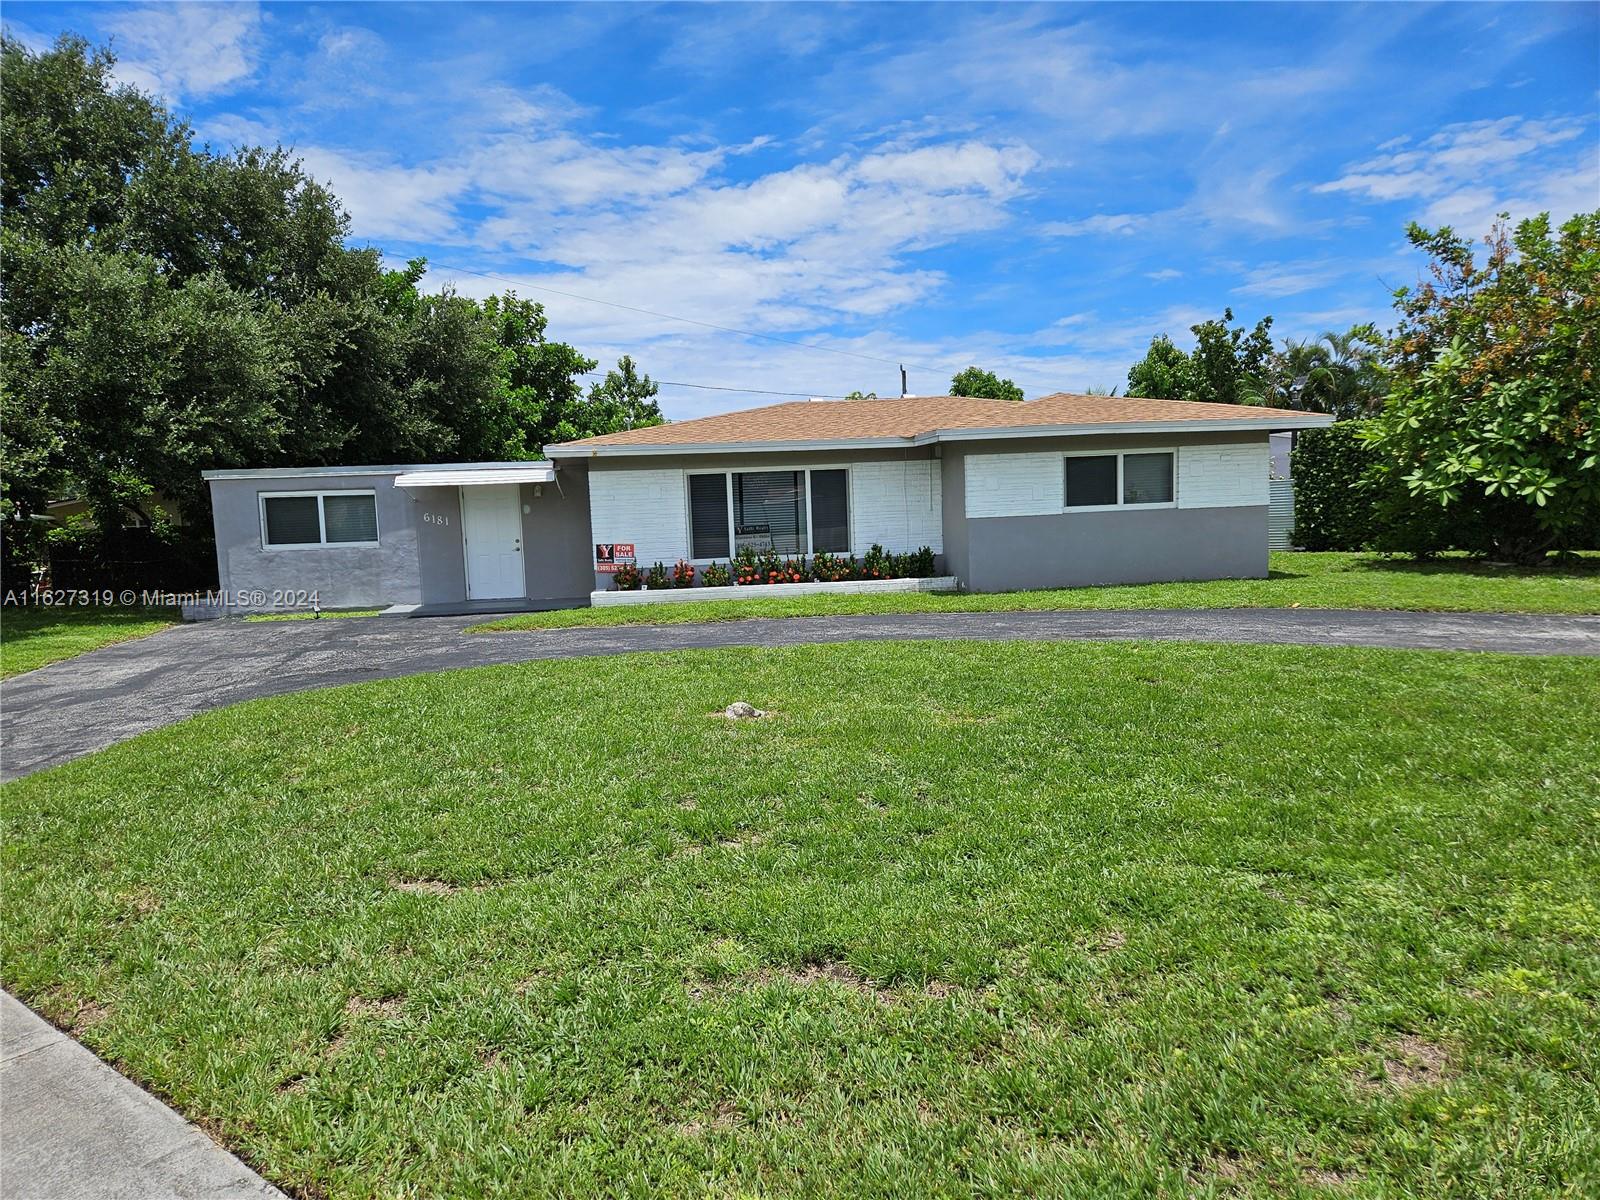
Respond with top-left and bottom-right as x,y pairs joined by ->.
4,640 -> 1597,1198
0,606 -> 176,678
474,552 -> 1600,632
244,608 -> 384,623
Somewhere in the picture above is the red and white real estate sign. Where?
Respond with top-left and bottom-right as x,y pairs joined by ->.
594,542 -> 636,573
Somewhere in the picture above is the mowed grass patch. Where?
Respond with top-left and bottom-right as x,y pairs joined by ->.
474,551 -> 1600,632
0,605 -> 176,677
4,640 -> 1598,1198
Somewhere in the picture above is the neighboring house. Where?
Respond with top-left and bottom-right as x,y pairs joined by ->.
202,394 -> 1331,612
45,493 -> 187,529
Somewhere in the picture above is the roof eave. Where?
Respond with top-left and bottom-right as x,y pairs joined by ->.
924,413 -> 1337,443
543,435 -> 918,458
545,412 -> 1334,458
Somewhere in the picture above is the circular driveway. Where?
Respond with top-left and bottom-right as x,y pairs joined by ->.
4,606 -> 1598,780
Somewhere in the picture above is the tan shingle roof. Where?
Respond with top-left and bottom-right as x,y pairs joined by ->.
547,393 -> 1329,453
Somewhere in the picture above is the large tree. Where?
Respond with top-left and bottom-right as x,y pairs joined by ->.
950,366 -> 1024,401
1,34 -> 661,564
1363,212 -> 1599,562
1125,309 -> 1273,405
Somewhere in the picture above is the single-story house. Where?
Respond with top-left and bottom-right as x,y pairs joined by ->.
201,393 -> 1332,612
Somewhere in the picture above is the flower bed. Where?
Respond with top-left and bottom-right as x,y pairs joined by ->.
611,544 -> 937,592
593,574 -> 959,606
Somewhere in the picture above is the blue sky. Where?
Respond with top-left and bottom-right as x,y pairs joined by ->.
9,2 -> 1599,417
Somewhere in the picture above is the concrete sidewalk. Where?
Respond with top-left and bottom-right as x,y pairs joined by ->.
0,992 -> 284,1200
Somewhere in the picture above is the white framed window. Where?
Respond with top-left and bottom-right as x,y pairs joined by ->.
1062,450 -> 1176,511
259,490 -> 380,550
685,467 -> 851,559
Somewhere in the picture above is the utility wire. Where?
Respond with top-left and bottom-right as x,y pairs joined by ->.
578,370 -> 854,399
433,260 -> 951,376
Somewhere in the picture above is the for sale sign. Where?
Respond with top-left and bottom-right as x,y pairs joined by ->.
594,542 -> 636,573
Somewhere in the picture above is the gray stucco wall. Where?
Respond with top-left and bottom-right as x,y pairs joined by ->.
209,474 -> 424,611
410,486 -> 466,605
209,463 -> 593,611
964,505 -> 1268,591
938,447 -> 969,586
521,467 -> 593,601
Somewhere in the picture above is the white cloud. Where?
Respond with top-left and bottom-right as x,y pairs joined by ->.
102,2 -> 261,100
1040,213 -> 1147,237
295,148 -> 471,244
1315,115 -> 1598,232
1232,259 -> 1348,299
1145,268 -> 1183,281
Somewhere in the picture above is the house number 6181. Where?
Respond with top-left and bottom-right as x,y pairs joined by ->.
423,513 -> 450,526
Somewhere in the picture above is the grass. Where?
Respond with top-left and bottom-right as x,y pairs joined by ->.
245,608 -> 384,623
0,606 -> 176,677
4,639 -> 1598,1198
473,552 -> 1600,632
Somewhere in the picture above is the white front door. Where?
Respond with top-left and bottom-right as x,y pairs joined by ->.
461,485 -> 524,600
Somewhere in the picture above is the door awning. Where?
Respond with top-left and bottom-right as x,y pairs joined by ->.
393,464 -> 557,489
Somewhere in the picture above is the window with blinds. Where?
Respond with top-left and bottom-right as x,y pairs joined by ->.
733,471 -> 807,554
809,470 -> 849,552
261,491 -> 379,548
1122,453 -> 1174,504
1063,451 -> 1176,509
688,473 -> 730,558
686,468 -> 850,558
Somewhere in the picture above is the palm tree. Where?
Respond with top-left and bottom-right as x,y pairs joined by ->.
1249,325 -> 1387,418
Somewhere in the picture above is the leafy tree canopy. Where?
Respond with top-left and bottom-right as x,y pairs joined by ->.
1126,309 -> 1272,405
1362,212 -> 1599,562
1247,325 -> 1388,419
950,366 -> 1024,401
0,34 -> 662,558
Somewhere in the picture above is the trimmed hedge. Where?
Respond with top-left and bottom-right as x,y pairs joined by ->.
1290,422 -> 1379,551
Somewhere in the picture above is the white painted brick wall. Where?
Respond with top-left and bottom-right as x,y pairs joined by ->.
851,460 -> 943,553
964,451 -> 1062,518
588,468 -> 688,567
965,442 -> 1268,517
588,459 -> 943,562
1177,443 -> 1267,509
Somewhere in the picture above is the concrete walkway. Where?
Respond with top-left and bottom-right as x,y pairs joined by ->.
3,604 -> 1599,1198
6,606 -> 1600,782
0,992 -> 284,1200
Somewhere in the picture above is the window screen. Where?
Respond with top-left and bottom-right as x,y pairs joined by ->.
733,471 -> 806,554
262,496 -> 321,546
1063,456 -> 1117,507
809,469 -> 849,552
1122,453 -> 1174,505
688,473 -> 730,559
323,493 -> 379,543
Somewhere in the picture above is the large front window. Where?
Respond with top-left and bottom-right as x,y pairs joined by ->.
688,468 -> 850,558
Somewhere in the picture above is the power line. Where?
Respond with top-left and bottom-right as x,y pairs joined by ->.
578,370 -> 853,399
433,260 -> 950,376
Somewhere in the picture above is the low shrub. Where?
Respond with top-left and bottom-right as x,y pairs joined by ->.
861,544 -> 892,579
644,562 -> 669,590
671,560 -> 695,588
700,561 -> 731,587
733,546 -> 763,585
611,563 -> 642,591
908,546 -> 936,577
810,551 -> 852,582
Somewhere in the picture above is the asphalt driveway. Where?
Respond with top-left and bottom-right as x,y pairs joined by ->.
4,606 -> 1599,782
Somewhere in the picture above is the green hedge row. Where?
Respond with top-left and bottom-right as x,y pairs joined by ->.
1289,422 -> 1380,551
1291,423 -> 1600,555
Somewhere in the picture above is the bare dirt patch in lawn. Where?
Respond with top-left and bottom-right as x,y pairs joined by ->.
344,995 -> 406,1020
1361,1032 -> 1452,1092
